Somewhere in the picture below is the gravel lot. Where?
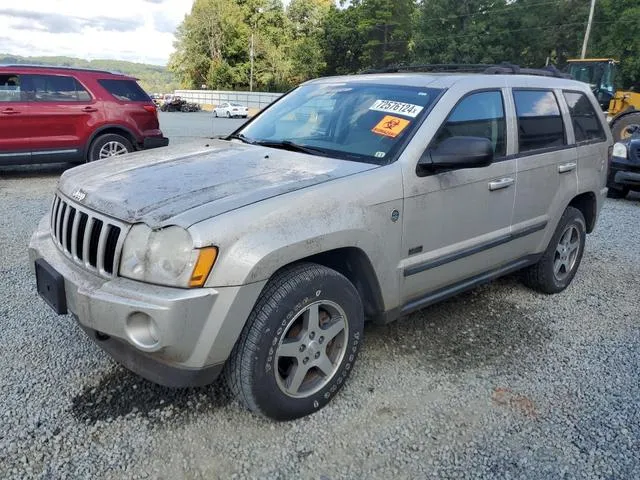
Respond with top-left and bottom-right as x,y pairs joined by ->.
1,112 -> 639,479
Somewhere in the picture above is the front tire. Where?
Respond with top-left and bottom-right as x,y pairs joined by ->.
521,206 -> 586,294
225,263 -> 364,421
226,111 -> 231,118
87,134 -> 133,162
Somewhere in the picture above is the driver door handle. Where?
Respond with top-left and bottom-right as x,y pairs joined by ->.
1,108 -> 20,115
558,162 -> 577,173
488,177 -> 514,191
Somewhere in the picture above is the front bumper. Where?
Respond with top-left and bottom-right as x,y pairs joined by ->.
609,158 -> 640,189
29,216 -> 265,387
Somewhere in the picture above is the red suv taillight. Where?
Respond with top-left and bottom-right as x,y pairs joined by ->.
143,105 -> 158,118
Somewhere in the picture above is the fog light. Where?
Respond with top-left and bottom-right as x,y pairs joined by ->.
125,311 -> 161,351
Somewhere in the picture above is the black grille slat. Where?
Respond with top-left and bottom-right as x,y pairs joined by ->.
88,220 -> 104,268
50,194 -> 124,277
65,208 -> 76,252
104,226 -> 121,274
57,203 -> 67,243
76,213 -> 88,261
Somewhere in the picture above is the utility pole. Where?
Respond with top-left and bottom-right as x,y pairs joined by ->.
249,8 -> 263,93
581,0 -> 596,59
250,32 -> 254,92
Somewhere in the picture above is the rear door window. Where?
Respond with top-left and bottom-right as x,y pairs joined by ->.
98,79 -> 150,102
432,90 -> 507,157
21,75 -> 91,102
563,91 -> 606,143
513,90 -> 566,153
0,74 -> 22,102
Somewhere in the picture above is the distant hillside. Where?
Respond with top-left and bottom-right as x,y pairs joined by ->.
0,54 -> 178,94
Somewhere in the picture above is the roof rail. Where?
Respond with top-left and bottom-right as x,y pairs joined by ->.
360,62 -> 572,79
483,62 -> 572,79
360,64 -> 493,74
0,64 -> 118,75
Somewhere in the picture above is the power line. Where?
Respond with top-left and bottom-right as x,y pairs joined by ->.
368,18 -> 636,47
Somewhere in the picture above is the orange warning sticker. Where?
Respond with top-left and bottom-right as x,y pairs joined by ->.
371,115 -> 410,138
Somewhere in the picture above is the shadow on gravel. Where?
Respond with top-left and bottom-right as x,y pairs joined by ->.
365,276 -> 553,373
70,367 -> 231,425
0,163 -> 74,179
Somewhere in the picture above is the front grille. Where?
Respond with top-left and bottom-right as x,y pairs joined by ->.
630,143 -> 640,163
50,194 -> 128,277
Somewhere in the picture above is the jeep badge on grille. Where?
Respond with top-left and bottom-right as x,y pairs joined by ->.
72,189 -> 87,202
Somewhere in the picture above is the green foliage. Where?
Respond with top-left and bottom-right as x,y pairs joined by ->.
0,54 -> 178,93
14,0 -> 629,93
590,0 -> 640,88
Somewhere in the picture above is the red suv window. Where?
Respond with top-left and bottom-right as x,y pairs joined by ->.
23,74 -> 91,102
0,73 -> 22,102
98,79 -> 150,102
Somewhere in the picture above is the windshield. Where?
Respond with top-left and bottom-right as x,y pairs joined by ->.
568,62 -> 615,93
236,83 -> 442,163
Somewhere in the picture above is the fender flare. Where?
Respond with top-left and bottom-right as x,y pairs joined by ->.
85,124 -> 140,159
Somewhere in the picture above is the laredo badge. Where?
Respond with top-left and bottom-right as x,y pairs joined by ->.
371,115 -> 410,138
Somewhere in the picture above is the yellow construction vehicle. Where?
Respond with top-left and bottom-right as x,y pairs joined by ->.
567,58 -> 640,141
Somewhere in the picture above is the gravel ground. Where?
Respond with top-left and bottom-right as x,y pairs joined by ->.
1,115 -> 639,478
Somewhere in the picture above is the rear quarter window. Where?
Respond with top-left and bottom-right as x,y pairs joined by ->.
98,79 -> 150,102
563,91 -> 607,144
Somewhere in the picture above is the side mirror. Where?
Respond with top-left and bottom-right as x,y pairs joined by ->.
419,136 -> 494,170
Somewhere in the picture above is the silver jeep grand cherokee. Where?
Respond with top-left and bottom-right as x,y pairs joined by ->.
30,70 -> 611,420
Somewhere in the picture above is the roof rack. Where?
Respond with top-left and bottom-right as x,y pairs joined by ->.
0,64 -> 119,75
360,62 -> 572,79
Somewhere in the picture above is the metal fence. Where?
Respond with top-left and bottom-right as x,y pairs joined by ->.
174,90 -> 282,109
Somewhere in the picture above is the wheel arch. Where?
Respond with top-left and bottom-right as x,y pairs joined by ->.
266,247 -> 386,321
85,125 -> 139,160
568,191 -> 597,233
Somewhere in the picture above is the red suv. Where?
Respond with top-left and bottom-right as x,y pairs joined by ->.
0,65 -> 168,165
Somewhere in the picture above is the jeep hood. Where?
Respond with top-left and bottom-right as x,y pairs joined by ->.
57,140 -> 377,228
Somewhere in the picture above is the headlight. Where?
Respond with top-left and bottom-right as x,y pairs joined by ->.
120,224 -> 217,288
612,142 -> 628,159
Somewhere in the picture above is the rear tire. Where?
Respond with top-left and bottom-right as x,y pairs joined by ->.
607,186 -> 629,199
226,111 -> 231,118
521,206 -> 586,294
225,262 -> 364,421
87,134 -> 133,162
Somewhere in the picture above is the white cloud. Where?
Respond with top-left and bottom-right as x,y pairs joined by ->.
0,0 -> 193,65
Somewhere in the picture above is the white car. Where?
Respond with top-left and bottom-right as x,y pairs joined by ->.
213,102 -> 249,118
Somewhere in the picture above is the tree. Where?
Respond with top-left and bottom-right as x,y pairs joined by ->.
169,0 -> 248,89
358,0 -> 415,69
287,0 -> 332,82
590,0 -> 640,88
321,5 -> 365,75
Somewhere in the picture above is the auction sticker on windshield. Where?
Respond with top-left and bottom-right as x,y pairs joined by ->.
372,115 -> 411,138
369,99 -> 424,118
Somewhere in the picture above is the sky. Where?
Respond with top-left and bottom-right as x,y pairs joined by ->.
0,0 -> 194,66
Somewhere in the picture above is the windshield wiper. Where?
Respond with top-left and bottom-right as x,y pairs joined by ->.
254,140 -> 327,156
227,133 -> 256,144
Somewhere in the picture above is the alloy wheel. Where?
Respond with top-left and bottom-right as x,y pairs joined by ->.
274,300 -> 348,398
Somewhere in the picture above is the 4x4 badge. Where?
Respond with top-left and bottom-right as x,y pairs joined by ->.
72,189 -> 87,202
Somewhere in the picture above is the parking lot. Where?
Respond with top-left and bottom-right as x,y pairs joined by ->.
1,111 -> 639,479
